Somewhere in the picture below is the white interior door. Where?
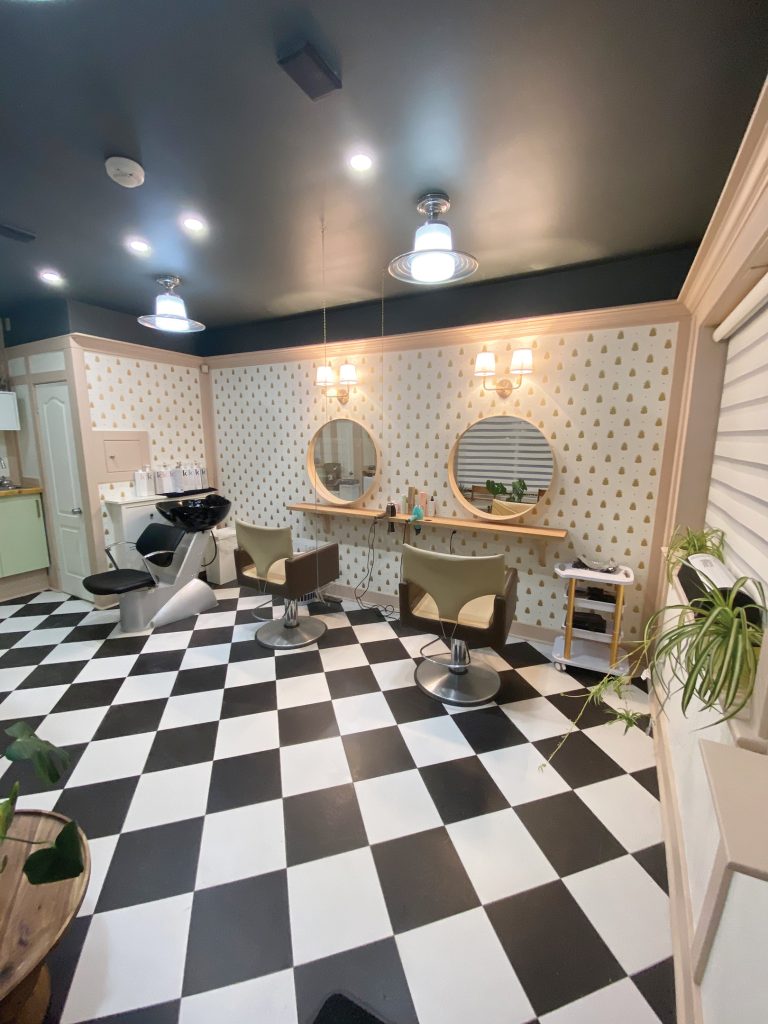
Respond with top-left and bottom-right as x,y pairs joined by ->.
35,382 -> 90,599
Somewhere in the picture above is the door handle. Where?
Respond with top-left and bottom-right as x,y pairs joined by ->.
71,507 -> 82,515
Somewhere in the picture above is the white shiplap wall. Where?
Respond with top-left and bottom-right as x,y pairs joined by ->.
706,302 -> 768,586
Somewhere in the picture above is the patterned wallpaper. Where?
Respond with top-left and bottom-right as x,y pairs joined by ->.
212,323 -> 677,639
84,352 -> 207,544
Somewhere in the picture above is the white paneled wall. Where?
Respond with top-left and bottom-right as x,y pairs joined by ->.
706,302 -> 768,586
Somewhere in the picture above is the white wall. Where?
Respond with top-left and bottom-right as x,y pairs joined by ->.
213,320 -> 678,637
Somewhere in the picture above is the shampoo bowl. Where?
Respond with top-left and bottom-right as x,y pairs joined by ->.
156,493 -> 231,533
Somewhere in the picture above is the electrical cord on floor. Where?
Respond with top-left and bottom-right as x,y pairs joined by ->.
353,518 -> 396,620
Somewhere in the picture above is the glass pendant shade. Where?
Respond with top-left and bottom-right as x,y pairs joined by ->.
138,277 -> 205,333
511,348 -> 533,375
474,350 -> 496,377
388,192 -> 478,285
410,221 -> 456,283
155,293 -> 189,333
315,365 -> 335,387
338,362 -> 358,386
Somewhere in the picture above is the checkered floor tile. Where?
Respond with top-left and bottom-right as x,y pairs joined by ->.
0,588 -> 675,1024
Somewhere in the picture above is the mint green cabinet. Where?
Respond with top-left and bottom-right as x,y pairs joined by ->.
0,494 -> 50,577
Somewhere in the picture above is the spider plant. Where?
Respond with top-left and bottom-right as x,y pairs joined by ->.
646,573 -> 765,721
665,525 -> 725,582
544,568 -> 766,767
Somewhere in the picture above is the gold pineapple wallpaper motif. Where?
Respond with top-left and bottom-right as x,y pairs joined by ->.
84,352 -> 207,544
212,323 -> 677,639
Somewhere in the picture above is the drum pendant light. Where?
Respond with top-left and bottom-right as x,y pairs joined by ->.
138,276 -> 205,333
388,192 -> 478,285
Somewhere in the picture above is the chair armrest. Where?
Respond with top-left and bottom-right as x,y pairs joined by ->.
104,540 -> 137,570
284,543 -> 340,597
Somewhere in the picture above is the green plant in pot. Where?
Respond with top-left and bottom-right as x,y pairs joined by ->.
486,478 -> 527,503
545,563 -> 766,764
0,722 -> 85,883
665,525 -> 725,582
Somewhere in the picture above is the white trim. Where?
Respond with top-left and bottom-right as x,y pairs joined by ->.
712,269 -> 768,342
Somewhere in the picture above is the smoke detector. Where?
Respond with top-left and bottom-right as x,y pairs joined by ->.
105,156 -> 145,189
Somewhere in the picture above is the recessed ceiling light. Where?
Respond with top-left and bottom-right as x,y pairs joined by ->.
180,213 -> 208,236
348,152 -> 373,172
125,236 -> 152,256
38,268 -> 64,287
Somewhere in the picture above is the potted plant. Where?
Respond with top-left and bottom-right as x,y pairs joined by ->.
486,478 -> 528,503
545,542 -> 766,762
665,524 -> 725,582
0,723 -> 88,1018
1,721 -> 85,882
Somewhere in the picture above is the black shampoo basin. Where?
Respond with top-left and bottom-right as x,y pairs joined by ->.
156,494 -> 231,533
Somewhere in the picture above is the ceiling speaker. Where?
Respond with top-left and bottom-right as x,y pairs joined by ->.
278,41 -> 341,100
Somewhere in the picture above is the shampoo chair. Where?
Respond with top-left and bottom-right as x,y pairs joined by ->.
83,494 -> 231,632
398,544 -> 517,705
235,520 -> 340,649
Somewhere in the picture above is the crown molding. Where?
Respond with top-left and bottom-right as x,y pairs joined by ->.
69,333 -> 203,368
680,78 -> 768,325
205,298 -> 687,369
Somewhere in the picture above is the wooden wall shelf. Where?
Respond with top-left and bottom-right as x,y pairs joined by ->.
287,502 -> 566,564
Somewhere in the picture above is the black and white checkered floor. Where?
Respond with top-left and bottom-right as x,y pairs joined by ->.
0,588 -> 675,1024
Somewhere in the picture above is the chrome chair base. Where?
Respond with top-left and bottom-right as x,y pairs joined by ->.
415,638 -> 500,706
255,599 -> 327,650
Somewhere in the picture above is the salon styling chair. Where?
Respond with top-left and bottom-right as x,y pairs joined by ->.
83,494 -> 231,632
235,520 -> 340,649
398,544 -> 517,705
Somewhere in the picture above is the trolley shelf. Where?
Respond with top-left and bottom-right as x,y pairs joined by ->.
553,561 -> 633,675
553,635 -> 630,675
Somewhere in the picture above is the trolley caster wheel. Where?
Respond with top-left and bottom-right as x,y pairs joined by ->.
554,661 -> 566,672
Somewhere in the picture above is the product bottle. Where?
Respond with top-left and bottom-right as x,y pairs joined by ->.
170,463 -> 184,493
133,468 -> 145,497
192,463 -> 202,490
200,464 -> 208,490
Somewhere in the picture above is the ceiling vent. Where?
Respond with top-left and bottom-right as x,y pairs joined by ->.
278,41 -> 341,100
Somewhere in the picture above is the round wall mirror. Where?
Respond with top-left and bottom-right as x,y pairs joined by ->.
449,415 -> 555,520
307,418 -> 379,506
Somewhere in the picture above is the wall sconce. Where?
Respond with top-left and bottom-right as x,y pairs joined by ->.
315,361 -> 359,405
474,347 -> 533,398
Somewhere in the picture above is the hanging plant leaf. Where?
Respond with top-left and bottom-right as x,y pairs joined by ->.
23,821 -> 84,885
4,722 -> 70,786
0,781 -> 19,843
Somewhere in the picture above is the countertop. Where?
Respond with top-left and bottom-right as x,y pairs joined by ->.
0,486 -> 43,498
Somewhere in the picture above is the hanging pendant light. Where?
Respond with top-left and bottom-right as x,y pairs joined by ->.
388,192 -> 478,285
138,275 -> 205,333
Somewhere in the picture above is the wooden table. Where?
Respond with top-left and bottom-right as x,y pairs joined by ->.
0,811 -> 90,1024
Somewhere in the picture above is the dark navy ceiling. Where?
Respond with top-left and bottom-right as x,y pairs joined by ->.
0,0 -> 766,334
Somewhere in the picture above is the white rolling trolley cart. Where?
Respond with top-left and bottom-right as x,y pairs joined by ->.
552,562 -> 634,674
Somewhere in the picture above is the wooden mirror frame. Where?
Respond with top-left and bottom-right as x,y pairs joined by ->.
448,414 -> 555,522
306,417 -> 381,507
